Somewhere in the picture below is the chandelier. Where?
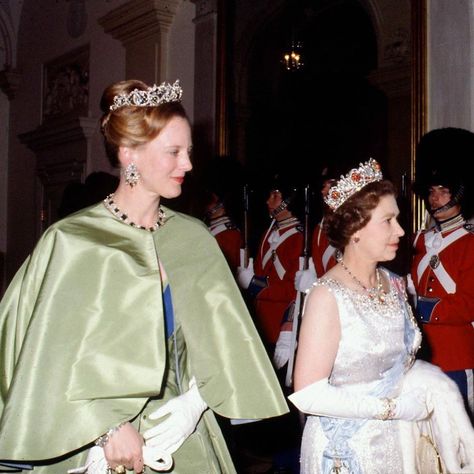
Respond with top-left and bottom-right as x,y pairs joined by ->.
282,41 -> 304,71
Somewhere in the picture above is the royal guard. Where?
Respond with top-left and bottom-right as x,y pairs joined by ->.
203,157 -> 244,276
237,176 -> 304,366
410,127 -> 474,419
237,175 -> 303,474
294,166 -> 339,293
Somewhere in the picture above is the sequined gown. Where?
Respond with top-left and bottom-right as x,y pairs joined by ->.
300,272 -> 421,474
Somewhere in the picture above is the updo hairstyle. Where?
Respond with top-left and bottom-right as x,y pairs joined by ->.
324,180 -> 396,251
100,79 -> 187,167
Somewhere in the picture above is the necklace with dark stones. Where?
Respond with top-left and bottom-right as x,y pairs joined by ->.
339,258 -> 386,303
103,193 -> 166,231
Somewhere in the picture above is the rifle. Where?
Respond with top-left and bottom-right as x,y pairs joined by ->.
239,184 -> 250,268
285,184 -> 311,387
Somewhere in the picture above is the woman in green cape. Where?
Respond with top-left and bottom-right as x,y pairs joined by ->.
0,79 -> 288,473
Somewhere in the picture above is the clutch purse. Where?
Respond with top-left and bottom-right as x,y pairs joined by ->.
416,420 -> 445,474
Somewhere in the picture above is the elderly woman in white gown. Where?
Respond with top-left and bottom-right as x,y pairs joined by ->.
289,159 -> 474,474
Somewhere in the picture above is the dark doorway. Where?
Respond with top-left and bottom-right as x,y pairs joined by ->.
238,0 -> 386,185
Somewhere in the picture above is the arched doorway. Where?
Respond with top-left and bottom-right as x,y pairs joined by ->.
228,0 -> 416,272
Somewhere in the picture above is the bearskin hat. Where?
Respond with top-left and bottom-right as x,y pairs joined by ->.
414,127 -> 474,218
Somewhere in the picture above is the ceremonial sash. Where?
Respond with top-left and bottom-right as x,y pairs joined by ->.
417,227 -> 467,294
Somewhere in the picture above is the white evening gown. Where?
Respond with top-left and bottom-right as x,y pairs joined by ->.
300,273 -> 421,474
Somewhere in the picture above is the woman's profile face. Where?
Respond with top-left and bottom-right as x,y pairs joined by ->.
356,194 -> 405,262
132,116 -> 193,199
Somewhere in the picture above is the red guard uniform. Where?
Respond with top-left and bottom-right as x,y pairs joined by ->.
311,220 -> 337,277
253,217 -> 304,345
411,220 -> 474,371
208,215 -> 242,275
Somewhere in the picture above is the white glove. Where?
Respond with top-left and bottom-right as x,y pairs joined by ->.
392,387 -> 431,421
142,445 -> 173,472
289,378 -> 430,421
67,446 -> 109,474
294,258 -> 317,292
273,331 -> 292,369
143,377 -> 207,454
67,446 -> 174,474
236,257 -> 255,289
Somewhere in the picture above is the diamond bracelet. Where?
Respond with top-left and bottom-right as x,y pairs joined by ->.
377,398 -> 396,420
95,421 -> 128,447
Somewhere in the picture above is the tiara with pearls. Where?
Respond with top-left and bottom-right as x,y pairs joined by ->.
324,158 -> 383,211
110,80 -> 182,111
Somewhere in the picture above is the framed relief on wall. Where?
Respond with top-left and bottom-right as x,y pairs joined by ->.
42,45 -> 89,122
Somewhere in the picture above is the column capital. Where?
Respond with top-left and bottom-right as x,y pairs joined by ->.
98,0 -> 181,45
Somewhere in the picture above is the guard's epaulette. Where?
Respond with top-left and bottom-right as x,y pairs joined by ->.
464,221 -> 474,234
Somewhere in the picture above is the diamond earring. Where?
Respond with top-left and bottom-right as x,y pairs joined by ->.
124,162 -> 140,187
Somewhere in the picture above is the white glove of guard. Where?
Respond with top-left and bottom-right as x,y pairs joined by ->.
67,445 -> 173,474
236,257 -> 255,289
294,258 -> 317,292
273,331 -> 292,369
289,377 -> 430,421
143,377 -> 207,454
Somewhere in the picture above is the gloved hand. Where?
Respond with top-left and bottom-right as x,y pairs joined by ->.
236,258 -> 255,289
289,377 -> 430,421
294,258 -> 317,292
392,387 -> 431,421
273,331 -> 292,369
67,446 -> 109,474
67,445 -> 174,474
142,445 -> 173,472
144,377 -> 207,454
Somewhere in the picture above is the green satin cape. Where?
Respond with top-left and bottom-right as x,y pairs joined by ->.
0,203 -> 288,462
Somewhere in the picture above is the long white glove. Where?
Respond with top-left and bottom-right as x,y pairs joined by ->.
289,378 -> 430,421
294,258 -> 317,292
143,377 -> 207,454
67,445 -> 173,473
236,257 -> 255,289
273,331 -> 292,369
67,446 -> 109,474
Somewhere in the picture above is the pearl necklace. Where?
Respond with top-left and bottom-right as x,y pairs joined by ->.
339,259 -> 386,304
103,193 -> 166,232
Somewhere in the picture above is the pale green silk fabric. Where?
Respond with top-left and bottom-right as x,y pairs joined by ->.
0,203 -> 288,468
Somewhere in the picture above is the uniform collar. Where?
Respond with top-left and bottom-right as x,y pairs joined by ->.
434,212 -> 464,233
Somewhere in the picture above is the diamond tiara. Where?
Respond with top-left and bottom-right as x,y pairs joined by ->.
110,80 -> 183,111
324,158 -> 383,211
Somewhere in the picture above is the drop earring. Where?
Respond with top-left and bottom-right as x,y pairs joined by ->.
124,162 -> 140,187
